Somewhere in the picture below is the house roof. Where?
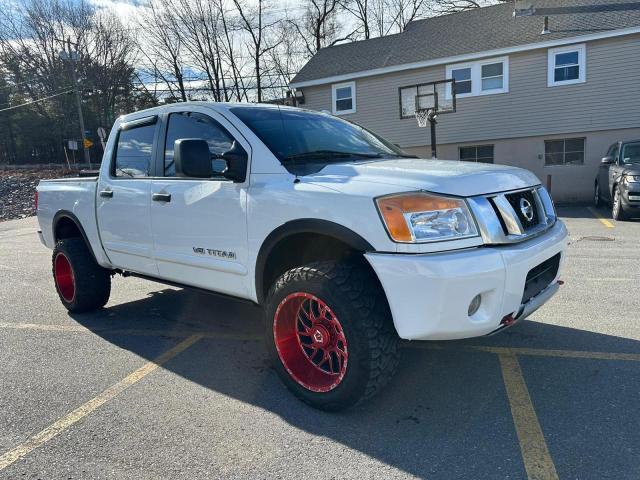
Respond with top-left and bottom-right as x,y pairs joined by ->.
290,0 -> 640,87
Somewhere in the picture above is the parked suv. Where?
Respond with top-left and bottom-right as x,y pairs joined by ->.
594,140 -> 640,220
37,103 -> 567,410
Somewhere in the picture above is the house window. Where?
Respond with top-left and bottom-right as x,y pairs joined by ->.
481,63 -> 504,91
332,81 -> 356,115
548,44 -> 586,86
446,57 -> 509,98
452,68 -> 472,94
459,145 -> 494,163
545,138 -> 585,165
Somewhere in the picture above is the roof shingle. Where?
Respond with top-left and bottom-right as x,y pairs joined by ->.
291,0 -> 640,85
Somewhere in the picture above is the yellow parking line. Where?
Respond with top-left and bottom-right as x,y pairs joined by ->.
587,207 -> 615,228
471,345 -> 640,362
0,334 -> 203,472
499,353 -> 559,480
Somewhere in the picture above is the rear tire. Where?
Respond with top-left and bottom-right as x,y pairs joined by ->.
264,259 -> 400,411
52,238 -> 111,312
612,186 -> 627,221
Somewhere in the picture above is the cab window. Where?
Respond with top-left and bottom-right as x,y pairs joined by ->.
164,112 -> 237,177
114,123 -> 156,178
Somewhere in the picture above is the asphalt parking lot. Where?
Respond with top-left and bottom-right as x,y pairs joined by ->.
1,206 -> 639,479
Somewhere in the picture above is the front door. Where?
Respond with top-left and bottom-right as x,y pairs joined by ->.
150,108 -> 251,299
97,116 -> 159,275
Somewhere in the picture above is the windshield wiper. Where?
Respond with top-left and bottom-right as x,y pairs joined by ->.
283,150 -> 384,162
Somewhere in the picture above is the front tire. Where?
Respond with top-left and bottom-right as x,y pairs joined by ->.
594,182 -> 601,208
264,260 -> 400,411
52,238 -> 111,312
612,186 -> 627,221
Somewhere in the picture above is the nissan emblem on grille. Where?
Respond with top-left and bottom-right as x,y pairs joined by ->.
519,198 -> 534,222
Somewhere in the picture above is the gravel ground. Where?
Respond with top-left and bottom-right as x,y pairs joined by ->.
0,168 -> 77,222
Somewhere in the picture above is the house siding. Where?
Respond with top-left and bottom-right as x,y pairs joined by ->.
300,34 -> 640,147
402,126 -> 640,203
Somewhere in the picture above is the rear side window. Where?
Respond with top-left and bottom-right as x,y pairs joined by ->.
164,112 -> 236,177
114,123 -> 156,177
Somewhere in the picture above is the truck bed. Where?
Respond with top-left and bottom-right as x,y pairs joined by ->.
36,177 -> 109,266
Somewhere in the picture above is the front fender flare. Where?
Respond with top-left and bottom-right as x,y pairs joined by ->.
254,219 -> 374,304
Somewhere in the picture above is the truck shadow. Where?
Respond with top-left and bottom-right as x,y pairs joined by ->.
70,286 -> 640,479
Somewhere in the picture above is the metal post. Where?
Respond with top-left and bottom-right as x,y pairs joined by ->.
64,38 -> 91,168
428,112 -> 438,159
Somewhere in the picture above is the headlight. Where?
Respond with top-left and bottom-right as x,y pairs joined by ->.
375,192 -> 478,243
625,175 -> 640,183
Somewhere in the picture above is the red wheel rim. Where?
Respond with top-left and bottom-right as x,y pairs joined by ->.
54,253 -> 75,303
273,293 -> 348,393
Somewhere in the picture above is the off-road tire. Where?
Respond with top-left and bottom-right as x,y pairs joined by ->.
52,238 -> 111,312
264,259 -> 400,411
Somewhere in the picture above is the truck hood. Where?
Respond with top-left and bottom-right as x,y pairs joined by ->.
305,158 -> 541,197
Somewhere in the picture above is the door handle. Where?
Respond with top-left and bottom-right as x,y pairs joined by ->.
99,190 -> 113,198
152,193 -> 171,202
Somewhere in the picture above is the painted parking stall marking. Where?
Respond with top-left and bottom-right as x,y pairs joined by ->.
499,353 -> 559,480
587,207 -> 615,228
0,334 -> 204,472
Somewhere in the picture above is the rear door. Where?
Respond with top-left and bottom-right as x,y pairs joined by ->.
149,107 -> 251,298
97,116 -> 159,275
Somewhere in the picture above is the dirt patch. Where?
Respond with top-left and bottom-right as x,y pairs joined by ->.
0,168 -> 78,222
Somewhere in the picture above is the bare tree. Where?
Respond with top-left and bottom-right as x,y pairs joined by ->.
387,0 -> 428,32
138,1 -> 188,102
343,0 -> 371,39
232,0 -> 280,102
0,0 -> 148,164
433,0 -> 506,14
288,0 -> 344,56
167,0 -> 227,101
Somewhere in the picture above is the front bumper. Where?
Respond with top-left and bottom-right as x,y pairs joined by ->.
365,220 -> 568,340
622,185 -> 640,209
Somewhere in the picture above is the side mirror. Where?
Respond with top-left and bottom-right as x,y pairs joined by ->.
221,141 -> 248,182
601,156 -> 614,165
174,139 -> 213,178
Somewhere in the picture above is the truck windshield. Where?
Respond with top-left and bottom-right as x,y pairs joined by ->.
230,107 -> 413,170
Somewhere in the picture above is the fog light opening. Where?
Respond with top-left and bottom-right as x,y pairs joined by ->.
468,294 -> 482,317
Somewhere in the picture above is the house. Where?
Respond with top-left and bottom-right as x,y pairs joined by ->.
289,0 -> 640,202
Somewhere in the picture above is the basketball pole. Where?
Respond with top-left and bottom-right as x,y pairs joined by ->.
428,111 -> 438,159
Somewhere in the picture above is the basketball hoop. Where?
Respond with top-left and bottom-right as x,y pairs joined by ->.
415,107 -> 435,128
410,79 -> 457,159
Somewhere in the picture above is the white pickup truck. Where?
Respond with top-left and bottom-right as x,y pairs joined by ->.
37,102 -> 567,410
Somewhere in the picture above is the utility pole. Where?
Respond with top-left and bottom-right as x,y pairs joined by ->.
60,37 -> 91,168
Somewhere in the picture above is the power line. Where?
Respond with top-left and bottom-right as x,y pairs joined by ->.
0,89 -> 73,113
0,85 -> 73,108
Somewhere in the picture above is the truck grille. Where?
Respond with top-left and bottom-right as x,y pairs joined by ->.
466,186 -> 557,245
522,253 -> 561,303
505,190 -> 540,230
